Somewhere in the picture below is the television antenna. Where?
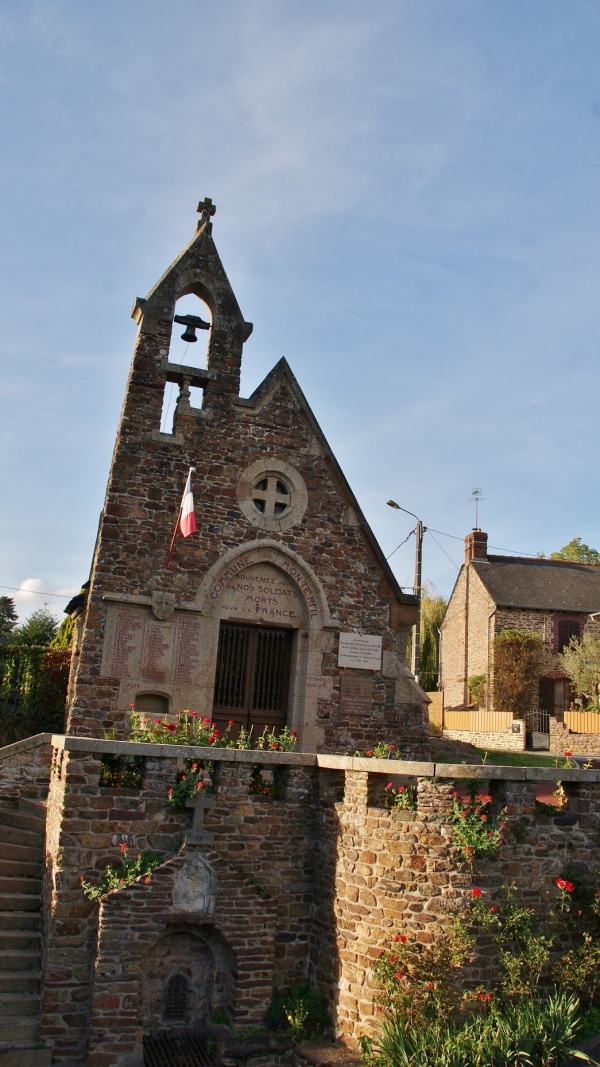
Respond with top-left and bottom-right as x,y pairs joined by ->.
471,488 -> 484,528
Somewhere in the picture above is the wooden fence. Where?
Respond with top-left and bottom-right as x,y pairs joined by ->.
442,709 -> 514,733
426,692 -> 443,735
564,709 -> 600,734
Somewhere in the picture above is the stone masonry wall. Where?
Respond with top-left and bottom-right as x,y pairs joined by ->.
442,727 -> 526,751
550,716 -> 600,755
6,736 -> 599,1063
441,567 -> 493,709
0,732 -> 53,799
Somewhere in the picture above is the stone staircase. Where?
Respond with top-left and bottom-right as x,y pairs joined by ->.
0,796 -> 52,1067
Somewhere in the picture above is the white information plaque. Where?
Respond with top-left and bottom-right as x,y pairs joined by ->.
338,632 -> 383,670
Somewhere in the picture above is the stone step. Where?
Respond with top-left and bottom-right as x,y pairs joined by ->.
0,994 -> 40,1017
0,825 -> 43,848
17,797 -> 47,820
0,930 -> 41,952
0,877 -> 42,896
0,809 -> 45,835
0,911 -> 41,931
0,1019 -> 40,1043
0,893 -> 41,913
0,950 -> 41,971
0,971 -> 40,994
0,859 -> 42,880
0,842 -> 43,865
0,1046 -> 53,1067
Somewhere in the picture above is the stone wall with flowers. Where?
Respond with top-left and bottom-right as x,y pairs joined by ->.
10,735 -> 598,1064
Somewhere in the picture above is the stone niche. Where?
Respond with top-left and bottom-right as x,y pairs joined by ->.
142,926 -> 235,1033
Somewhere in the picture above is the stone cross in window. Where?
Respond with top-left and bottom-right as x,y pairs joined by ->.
252,476 -> 290,517
197,197 -> 216,232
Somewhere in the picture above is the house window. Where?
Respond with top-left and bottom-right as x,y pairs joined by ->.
557,620 -> 580,653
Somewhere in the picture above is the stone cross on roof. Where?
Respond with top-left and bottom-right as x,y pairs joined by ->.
197,197 -> 216,232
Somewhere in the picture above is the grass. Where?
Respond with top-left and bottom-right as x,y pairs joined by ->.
433,747 -> 565,768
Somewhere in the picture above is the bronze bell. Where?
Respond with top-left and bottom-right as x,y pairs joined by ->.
174,313 -> 211,344
180,324 -> 198,343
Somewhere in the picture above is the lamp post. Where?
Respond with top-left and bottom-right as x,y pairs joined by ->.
387,500 -> 424,685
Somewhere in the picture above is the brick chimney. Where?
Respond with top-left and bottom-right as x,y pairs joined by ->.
465,529 -> 488,565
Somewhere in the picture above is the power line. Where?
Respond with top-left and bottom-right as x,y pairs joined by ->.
386,527 -> 415,560
426,530 -> 460,570
0,584 -> 73,600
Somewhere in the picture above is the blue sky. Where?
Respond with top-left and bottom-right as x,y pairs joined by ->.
1,0 -> 599,620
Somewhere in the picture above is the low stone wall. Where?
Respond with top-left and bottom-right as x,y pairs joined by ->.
550,716 -> 600,755
3,734 -> 599,1064
442,724 -> 526,751
0,732 -> 53,798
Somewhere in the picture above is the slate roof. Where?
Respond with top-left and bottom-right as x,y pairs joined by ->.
471,556 -> 600,614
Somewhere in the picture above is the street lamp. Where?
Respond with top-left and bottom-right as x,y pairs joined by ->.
387,500 -> 424,685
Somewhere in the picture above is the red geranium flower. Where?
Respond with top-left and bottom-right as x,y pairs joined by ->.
472,887 -> 482,898
564,750 -> 572,757
120,842 -> 129,853
365,750 -> 374,757
165,722 -> 176,732
228,720 -> 235,726
556,878 -> 574,892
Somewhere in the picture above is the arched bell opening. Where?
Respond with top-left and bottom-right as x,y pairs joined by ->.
160,293 -> 213,433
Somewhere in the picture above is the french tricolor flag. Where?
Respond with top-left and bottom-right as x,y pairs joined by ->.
179,469 -> 197,538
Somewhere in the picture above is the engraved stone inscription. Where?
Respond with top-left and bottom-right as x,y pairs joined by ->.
340,674 -> 373,717
215,563 -> 301,623
338,632 -> 383,670
173,615 -> 202,686
142,623 -> 172,682
109,610 -> 143,678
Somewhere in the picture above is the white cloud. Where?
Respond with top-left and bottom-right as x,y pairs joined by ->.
10,580 -> 78,623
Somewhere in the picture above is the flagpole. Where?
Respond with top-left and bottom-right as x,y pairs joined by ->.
165,467 -> 196,568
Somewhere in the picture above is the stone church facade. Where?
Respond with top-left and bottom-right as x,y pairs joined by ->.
66,199 -> 428,758
3,206 -> 600,1067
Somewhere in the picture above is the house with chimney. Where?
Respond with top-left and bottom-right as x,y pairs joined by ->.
440,529 -> 600,731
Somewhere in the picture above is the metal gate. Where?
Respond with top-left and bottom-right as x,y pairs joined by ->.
212,623 -> 292,736
524,706 -> 550,750
143,1029 -> 216,1067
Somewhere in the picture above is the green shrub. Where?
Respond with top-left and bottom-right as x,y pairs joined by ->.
265,983 -> 330,1041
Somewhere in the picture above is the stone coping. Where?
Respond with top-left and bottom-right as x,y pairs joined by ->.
39,735 -> 600,782
0,732 -> 52,761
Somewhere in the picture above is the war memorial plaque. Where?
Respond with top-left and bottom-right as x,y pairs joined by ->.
102,607 -> 144,679
215,563 -> 301,623
338,632 -> 382,670
141,622 -> 172,682
339,673 -> 373,717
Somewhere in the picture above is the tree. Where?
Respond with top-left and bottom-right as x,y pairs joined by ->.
0,597 -> 17,646
493,629 -> 542,716
10,607 -> 58,647
406,585 -> 447,691
550,538 -> 600,563
559,630 -> 600,703
50,615 -> 74,649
